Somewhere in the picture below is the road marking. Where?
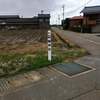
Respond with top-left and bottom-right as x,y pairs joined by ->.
77,36 -> 100,45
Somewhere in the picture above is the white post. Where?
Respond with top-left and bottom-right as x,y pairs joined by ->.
48,30 -> 51,61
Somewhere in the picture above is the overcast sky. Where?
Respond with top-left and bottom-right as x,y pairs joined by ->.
0,0 -> 99,24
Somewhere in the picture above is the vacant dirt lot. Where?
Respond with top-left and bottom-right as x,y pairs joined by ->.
0,29 -> 56,54
0,29 -> 86,76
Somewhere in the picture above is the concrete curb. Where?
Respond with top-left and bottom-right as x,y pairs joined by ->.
53,31 -> 78,48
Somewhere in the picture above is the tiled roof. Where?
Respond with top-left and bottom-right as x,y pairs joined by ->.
70,16 -> 83,20
6,18 -> 38,23
80,5 -> 100,13
0,15 -> 19,19
5,23 -> 38,25
38,14 -> 50,18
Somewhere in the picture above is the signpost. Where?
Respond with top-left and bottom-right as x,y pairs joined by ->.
48,30 -> 51,61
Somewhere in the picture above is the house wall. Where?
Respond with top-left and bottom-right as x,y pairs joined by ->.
39,23 -> 50,29
70,20 -> 82,27
87,19 -> 96,25
20,24 -> 39,29
0,14 -> 50,29
83,16 -> 87,25
39,18 -> 50,29
83,13 -> 100,32
83,15 -> 96,25
92,24 -> 100,33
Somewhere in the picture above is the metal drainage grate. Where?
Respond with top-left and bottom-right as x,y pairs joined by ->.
51,62 -> 93,77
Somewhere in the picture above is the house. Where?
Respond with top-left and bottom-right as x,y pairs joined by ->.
69,16 -> 83,27
5,17 -> 39,29
38,14 -> 50,29
0,14 -> 50,29
80,5 -> 100,33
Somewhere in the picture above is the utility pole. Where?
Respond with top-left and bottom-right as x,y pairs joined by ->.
62,5 -> 65,28
58,15 -> 60,25
62,5 -> 65,21
41,10 -> 44,14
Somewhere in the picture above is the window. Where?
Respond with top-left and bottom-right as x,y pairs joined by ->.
89,15 -> 98,20
39,19 -> 43,22
46,19 -> 49,22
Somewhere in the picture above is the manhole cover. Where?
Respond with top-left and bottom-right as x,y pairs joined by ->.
51,62 -> 95,77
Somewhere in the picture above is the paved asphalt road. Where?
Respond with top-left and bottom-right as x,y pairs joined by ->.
52,27 -> 100,55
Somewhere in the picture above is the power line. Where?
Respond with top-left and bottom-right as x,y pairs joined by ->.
43,0 -> 93,25
62,5 -> 65,20
41,0 -> 92,15
65,0 -> 92,14
44,0 -> 92,14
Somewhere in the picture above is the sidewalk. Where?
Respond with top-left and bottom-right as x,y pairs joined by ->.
0,71 -> 45,93
52,27 -> 100,55
0,55 -> 100,100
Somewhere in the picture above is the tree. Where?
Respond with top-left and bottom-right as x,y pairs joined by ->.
62,18 -> 70,30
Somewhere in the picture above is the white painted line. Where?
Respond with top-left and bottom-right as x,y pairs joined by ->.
77,36 -> 100,45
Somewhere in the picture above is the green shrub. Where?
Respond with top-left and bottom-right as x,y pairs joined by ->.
69,27 -> 82,33
26,56 -> 62,69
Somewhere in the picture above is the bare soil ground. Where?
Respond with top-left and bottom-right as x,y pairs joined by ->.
0,29 -> 56,54
0,29 -> 86,76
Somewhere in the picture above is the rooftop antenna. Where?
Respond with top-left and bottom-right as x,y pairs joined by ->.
41,10 -> 44,14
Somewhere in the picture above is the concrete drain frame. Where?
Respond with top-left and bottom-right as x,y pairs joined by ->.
50,62 -> 96,78
96,35 -> 100,37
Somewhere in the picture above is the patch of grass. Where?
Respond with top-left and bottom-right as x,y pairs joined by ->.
27,56 -> 62,69
0,53 -> 24,62
2,65 -> 16,73
0,48 -> 87,78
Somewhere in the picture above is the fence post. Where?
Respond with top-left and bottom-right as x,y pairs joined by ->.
48,30 -> 51,61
